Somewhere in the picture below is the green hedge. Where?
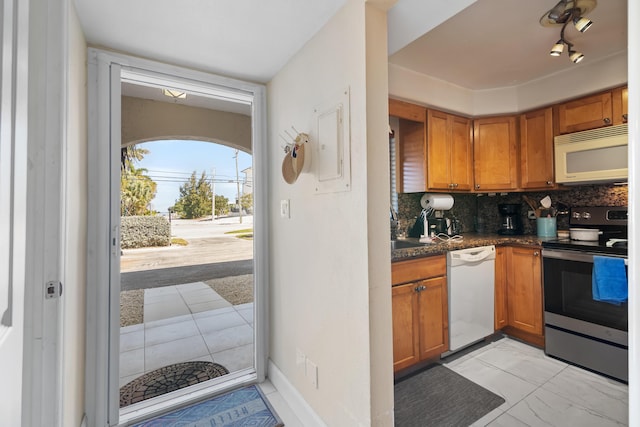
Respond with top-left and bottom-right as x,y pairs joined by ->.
121,216 -> 171,249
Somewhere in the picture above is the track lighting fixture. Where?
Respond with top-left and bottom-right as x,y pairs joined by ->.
549,40 -> 565,56
541,0 -> 596,64
573,16 -> 593,32
569,49 -> 585,63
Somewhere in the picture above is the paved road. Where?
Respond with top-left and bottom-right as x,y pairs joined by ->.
120,216 -> 254,291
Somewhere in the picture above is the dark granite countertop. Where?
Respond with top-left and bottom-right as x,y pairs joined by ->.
391,233 -> 543,262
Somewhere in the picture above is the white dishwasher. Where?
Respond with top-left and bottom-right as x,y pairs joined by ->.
445,245 -> 496,355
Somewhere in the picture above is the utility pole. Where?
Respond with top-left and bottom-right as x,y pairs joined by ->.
234,149 -> 242,224
211,167 -> 216,221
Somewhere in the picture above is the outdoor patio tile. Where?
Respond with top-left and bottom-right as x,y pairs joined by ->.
119,373 -> 141,388
143,293 -> 180,305
194,311 -> 246,334
144,286 -> 181,304
144,313 -> 193,329
120,328 -> 145,352
188,299 -> 232,313
212,343 -> 254,372
120,348 -> 145,378
236,307 -> 253,325
179,288 -> 223,305
120,323 -> 144,334
144,335 -> 210,372
192,306 -> 235,319
202,324 -> 253,354
235,302 -> 253,310
186,355 -> 215,364
144,300 -> 190,323
175,281 -> 209,292
145,318 -> 200,347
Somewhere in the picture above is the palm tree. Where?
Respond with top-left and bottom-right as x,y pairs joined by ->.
121,145 -> 149,172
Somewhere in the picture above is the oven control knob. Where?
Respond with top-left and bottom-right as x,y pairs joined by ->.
572,212 -> 581,219
582,212 -> 591,219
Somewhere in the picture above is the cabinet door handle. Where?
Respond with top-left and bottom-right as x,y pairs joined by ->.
475,184 -> 480,189
546,181 -> 553,186
453,183 -> 458,188
623,114 -> 628,122
533,251 -> 540,256
603,118 -> 611,124
414,285 -> 426,292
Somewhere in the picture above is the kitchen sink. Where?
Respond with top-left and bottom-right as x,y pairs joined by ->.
390,240 -> 426,250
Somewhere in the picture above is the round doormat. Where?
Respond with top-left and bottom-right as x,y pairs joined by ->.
120,361 -> 229,407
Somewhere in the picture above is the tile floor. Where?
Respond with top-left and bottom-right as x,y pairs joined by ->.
121,284 -> 628,426
443,337 -> 629,426
120,282 -> 254,387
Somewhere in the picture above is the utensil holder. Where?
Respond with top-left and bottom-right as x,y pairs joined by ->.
536,217 -> 557,238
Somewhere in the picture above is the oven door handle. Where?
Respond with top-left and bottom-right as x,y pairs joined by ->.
542,249 -> 628,265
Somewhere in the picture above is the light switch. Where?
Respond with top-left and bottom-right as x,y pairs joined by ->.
280,199 -> 290,218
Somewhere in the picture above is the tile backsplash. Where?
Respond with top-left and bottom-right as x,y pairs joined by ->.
396,184 -> 628,236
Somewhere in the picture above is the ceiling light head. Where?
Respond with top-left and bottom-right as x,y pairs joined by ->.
573,16 -> 593,32
550,40 -> 565,56
162,89 -> 187,99
569,50 -> 585,63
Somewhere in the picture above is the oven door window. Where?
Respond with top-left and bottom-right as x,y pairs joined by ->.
544,257 -> 627,331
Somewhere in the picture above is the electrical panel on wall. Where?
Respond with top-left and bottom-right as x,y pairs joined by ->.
313,87 -> 351,194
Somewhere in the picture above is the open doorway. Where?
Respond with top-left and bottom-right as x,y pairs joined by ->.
118,138 -> 255,410
86,49 -> 268,426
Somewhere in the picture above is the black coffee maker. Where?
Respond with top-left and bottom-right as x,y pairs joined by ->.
498,203 -> 523,235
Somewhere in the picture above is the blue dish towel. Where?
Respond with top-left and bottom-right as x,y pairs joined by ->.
592,256 -> 628,305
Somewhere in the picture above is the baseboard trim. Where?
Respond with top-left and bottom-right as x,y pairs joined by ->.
267,360 -> 326,427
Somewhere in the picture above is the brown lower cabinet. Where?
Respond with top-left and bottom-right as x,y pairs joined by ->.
392,255 -> 448,372
495,245 -> 544,347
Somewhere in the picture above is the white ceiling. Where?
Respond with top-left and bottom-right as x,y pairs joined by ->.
75,0 -> 627,99
74,0 -> 348,84
389,0 -> 628,90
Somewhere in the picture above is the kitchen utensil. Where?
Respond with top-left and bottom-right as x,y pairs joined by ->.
540,196 -> 552,209
570,228 -> 602,241
523,195 -> 539,213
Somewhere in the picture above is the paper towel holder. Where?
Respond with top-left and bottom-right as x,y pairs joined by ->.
420,193 -> 455,211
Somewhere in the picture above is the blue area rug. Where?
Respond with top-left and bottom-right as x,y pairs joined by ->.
133,385 -> 284,427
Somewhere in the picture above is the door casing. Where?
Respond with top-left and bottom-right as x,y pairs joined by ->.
85,48 -> 269,426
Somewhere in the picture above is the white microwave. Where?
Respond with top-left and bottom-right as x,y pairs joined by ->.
554,124 -> 628,184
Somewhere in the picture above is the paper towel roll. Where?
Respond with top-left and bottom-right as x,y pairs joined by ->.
420,193 -> 454,210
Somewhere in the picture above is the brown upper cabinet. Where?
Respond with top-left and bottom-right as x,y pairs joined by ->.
389,99 -> 427,193
556,91 -> 613,134
473,116 -> 519,191
426,109 -> 473,191
612,86 -> 628,124
519,107 -> 555,189
390,85 -> 626,194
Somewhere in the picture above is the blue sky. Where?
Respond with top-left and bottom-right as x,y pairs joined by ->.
134,140 -> 252,213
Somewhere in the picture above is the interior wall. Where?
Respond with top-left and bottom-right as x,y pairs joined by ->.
267,0 -> 393,424
121,96 -> 252,151
389,50 -> 627,116
364,4 -> 395,425
62,4 -> 88,426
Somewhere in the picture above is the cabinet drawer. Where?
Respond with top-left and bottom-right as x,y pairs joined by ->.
392,255 -> 446,285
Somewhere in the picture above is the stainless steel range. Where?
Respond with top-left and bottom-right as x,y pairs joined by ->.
541,206 -> 628,382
